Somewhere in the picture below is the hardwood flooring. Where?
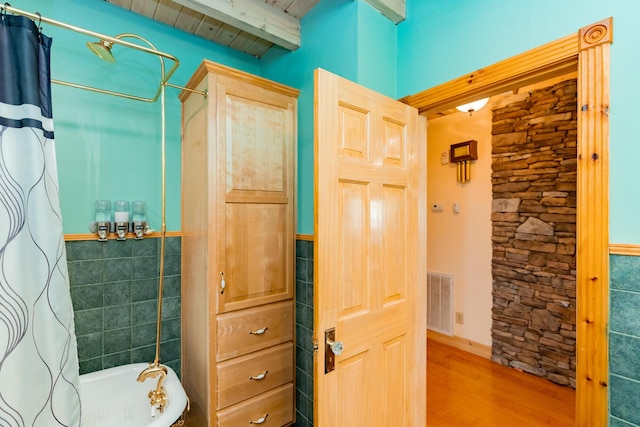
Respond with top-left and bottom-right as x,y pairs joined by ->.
427,339 -> 576,426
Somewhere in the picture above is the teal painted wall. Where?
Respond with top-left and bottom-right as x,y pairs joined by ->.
397,0 -> 640,244
356,1 -> 396,98
261,0 -> 396,234
261,0 -> 358,235
20,0 -> 260,233
22,0 -> 640,242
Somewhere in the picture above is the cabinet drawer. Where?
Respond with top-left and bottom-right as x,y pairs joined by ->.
217,301 -> 293,361
217,342 -> 293,409
217,383 -> 294,427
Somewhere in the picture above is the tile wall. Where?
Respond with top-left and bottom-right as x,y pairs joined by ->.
67,236 -> 315,425
295,239 -> 315,427
609,254 -> 640,426
66,237 -> 182,376
70,237 -> 640,427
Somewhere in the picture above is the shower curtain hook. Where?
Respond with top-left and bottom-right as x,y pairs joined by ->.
35,11 -> 42,32
1,3 -> 9,16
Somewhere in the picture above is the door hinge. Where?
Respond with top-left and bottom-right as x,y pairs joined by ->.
312,337 -> 319,352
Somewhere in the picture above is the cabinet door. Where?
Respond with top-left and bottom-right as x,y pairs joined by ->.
215,77 -> 296,313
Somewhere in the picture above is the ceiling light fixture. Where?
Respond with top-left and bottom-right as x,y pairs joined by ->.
456,97 -> 490,115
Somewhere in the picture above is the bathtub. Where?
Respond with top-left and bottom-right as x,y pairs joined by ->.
79,363 -> 188,427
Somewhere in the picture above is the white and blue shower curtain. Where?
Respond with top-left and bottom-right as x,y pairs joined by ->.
0,13 -> 80,427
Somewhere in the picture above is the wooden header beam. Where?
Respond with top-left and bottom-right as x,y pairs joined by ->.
173,0 -> 301,50
364,0 -> 406,23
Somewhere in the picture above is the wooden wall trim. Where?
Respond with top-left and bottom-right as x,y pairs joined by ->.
579,17 -> 613,51
427,330 -> 491,360
576,18 -> 611,426
610,244 -> 640,256
64,231 -> 182,241
67,231 -> 313,242
401,17 -> 612,427
399,33 -> 579,115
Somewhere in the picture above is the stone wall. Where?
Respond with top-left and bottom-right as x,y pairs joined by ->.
490,79 -> 577,387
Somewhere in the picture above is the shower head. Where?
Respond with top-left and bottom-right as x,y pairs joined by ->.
87,40 -> 115,63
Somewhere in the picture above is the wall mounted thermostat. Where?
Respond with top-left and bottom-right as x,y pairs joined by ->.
440,151 -> 449,165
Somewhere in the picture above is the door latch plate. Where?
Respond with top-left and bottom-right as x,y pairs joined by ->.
325,328 -> 336,373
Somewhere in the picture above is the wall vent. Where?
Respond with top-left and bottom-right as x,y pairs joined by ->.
427,272 -> 454,336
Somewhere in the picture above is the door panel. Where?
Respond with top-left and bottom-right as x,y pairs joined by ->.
314,68 -> 427,426
384,336 -> 406,425
339,352 -> 370,425
338,180 -> 369,313
383,185 -> 406,300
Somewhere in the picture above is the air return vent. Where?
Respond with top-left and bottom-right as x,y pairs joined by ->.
427,272 -> 454,336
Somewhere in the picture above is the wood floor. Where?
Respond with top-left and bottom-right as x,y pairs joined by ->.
427,339 -> 576,426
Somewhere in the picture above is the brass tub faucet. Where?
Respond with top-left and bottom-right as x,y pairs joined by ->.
137,363 -> 168,414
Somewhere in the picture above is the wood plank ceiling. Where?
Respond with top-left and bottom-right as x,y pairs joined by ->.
106,0 -> 320,58
106,0 -> 406,58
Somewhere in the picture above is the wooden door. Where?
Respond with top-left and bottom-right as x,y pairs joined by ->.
214,74 -> 297,314
314,68 -> 427,426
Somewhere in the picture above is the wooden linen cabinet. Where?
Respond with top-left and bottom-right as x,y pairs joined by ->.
180,60 -> 298,426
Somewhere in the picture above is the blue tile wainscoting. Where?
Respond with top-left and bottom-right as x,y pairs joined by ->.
610,254 -> 640,426
66,237 -> 182,376
69,237 -> 640,426
295,238 -> 315,427
67,236 -> 315,425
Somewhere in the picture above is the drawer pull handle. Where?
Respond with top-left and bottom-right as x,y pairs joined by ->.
249,327 -> 268,335
249,414 -> 268,424
249,371 -> 268,381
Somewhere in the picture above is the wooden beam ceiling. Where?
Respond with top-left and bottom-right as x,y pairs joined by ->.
364,0 -> 406,23
172,0 -> 301,50
106,0 -> 405,57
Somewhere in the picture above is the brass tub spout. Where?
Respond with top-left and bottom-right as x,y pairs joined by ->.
138,363 -> 168,414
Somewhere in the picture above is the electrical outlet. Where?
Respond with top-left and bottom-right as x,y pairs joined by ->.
455,312 -> 464,325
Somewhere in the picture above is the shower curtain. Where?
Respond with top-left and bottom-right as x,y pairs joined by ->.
0,13 -> 80,427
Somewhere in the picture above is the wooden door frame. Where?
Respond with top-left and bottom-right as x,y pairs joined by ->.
400,18 -> 612,427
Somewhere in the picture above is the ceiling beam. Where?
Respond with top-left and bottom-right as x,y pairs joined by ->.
363,0 -> 406,23
172,0 -> 301,50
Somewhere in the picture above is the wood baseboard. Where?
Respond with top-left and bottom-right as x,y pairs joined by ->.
427,330 -> 492,359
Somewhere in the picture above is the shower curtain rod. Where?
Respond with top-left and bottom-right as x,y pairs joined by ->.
2,3 -> 203,387
1,3 -> 206,101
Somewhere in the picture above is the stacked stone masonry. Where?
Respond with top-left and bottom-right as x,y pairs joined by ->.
491,79 -> 577,388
